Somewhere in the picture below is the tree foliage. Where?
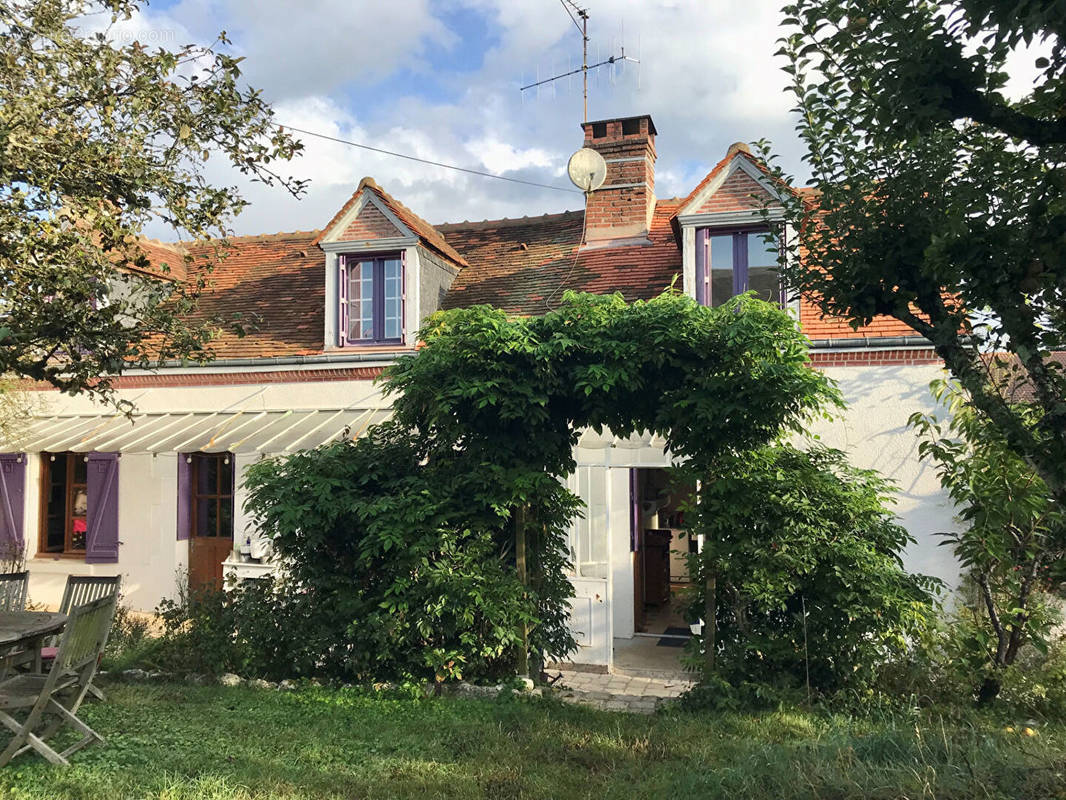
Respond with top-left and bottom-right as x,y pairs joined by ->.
912,379 -> 1065,701
0,0 -> 304,400
770,0 -> 1066,508
680,444 -> 939,697
386,290 -> 838,476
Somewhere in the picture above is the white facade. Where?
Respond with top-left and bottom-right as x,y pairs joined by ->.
12,375 -> 389,612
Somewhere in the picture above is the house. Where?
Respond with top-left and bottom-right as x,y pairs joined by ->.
0,114 -> 960,671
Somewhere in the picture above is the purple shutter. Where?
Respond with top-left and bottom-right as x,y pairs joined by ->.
733,233 -> 746,297
85,452 -> 119,564
695,229 -> 709,306
0,455 -> 26,563
400,250 -> 407,344
176,454 -> 191,541
337,256 -> 349,347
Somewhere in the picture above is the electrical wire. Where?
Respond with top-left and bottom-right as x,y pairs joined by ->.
544,194 -> 590,310
274,123 -> 580,195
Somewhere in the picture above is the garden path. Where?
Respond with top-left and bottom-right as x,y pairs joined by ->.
550,669 -> 696,714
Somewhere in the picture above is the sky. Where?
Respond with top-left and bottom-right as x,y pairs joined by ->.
105,0 -> 804,237
107,0 -> 1042,239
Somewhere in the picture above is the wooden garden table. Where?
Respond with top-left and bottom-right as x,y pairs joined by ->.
0,612 -> 67,677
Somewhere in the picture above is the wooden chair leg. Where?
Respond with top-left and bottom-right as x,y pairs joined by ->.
46,699 -> 103,758
0,707 -> 69,767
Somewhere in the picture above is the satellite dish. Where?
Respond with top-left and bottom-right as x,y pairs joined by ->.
567,148 -> 607,193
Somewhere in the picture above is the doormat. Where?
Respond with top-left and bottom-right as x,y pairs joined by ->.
656,627 -> 691,647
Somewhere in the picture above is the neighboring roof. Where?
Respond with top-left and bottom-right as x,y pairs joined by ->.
438,202 -> 683,315
182,231 -> 325,359
986,351 -> 1066,404
137,239 -> 188,282
313,177 -> 468,268
114,238 -> 189,283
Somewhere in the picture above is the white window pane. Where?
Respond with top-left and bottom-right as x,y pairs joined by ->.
747,233 -> 781,305
709,235 -> 734,307
747,233 -> 778,269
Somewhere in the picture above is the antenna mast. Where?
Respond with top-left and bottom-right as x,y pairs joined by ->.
520,1 -> 637,122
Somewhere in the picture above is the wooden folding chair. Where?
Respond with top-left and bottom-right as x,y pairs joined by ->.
42,575 -> 120,701
0,594 -> 118,766
0,572 -> 28,613
56,576 -> 122,621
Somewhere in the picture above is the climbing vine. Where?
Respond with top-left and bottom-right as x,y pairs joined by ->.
246,289 -> 931,684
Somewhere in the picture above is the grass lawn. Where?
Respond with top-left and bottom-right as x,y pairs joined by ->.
0,683 -> 1063,799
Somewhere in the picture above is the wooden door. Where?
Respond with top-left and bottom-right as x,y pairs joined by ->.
187,454 -> 234,592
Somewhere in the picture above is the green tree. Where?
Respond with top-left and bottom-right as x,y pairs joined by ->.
770,0 -> 1066,507
681,444 -> 939,696
911,380 -> 1065,702
0,0 -> 305,401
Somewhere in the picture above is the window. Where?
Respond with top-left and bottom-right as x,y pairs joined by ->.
40,453 -> 88,555
191,454 -> 234,540
338,254 -> 404,346
696,228 -> 782,308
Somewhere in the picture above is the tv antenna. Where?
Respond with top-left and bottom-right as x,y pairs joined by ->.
520,1 -> 639,122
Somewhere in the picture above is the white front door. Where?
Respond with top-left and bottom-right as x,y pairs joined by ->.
563,466 -> 612,667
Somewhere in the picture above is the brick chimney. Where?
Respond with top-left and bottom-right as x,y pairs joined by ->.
579,115 -> 657,246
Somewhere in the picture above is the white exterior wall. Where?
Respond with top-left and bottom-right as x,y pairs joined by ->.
24,452 -> 182,611
812,361 -> 962,588
18,375 -> 388,613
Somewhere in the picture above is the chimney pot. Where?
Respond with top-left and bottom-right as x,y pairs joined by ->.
579,115 -> 657,245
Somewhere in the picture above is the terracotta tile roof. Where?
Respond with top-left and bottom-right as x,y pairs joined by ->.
438,202 -> 683,314
122,168 -> 923,363
135,239 -> 188,282
181,231 -> 325,359
439,200 -> 918,344
312,177 -> 467,268
799,297 -> 918,341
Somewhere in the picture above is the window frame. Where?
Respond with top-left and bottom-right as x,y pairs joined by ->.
189,453 -> 234,540
38,452 -> 88,557
695,226 -> 784,308
338,251 -> 405,346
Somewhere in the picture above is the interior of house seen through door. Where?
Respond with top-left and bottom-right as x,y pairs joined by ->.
632,468 -> 697,644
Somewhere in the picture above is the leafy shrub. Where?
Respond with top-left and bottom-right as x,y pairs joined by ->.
235,421 -> 579,683
149,577 -> 327,679
682,445 -> 941,696
997,636 -> 1066,718
101,602 -> 158,672
912,380 -> 1066,703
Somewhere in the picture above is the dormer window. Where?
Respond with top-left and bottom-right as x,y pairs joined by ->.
696,228 -> 782,308
337,253 -> 405,346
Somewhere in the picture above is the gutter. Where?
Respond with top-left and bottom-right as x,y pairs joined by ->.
123,350 -> 401,374
807,335 -> 933,352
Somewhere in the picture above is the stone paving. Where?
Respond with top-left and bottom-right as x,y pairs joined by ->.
549,669 -> 696,714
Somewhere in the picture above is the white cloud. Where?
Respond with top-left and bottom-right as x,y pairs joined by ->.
136,0 -> 805,236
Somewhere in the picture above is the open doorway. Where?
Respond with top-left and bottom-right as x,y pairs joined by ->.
631,468 -> 697,643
